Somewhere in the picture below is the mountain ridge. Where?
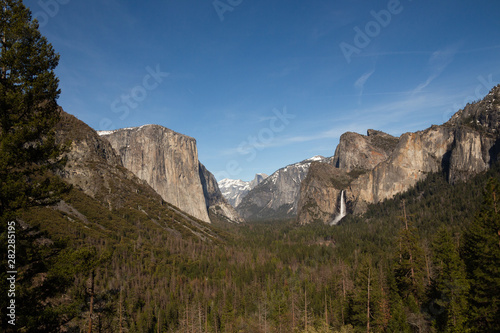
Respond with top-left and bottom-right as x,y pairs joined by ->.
218,173 -> 268,207
297,84 -> 500,224
235,155 -> 329,221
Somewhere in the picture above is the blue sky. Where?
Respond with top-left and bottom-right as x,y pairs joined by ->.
24,0 -> 500,181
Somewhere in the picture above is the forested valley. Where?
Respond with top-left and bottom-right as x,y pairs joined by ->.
2,164 -> 499,332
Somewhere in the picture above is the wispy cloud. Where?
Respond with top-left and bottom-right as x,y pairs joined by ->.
412,43 -> 461,95
361,44 -> 500,58
259,92 -> 457,146
354,69 -> 375,102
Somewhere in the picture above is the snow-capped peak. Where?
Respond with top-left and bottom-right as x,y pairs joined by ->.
218,174 -> 268,207
308,155 -> 325,162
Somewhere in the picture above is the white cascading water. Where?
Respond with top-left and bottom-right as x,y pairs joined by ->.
330,190 -> 346,225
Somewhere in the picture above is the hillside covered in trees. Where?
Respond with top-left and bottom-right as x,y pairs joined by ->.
3,156 -> 500,332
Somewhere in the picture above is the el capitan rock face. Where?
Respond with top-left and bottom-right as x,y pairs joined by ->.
55,109 -> 223,242
99,125 -> 243,224
99,125 -> 211,223
297,85 -> 500,224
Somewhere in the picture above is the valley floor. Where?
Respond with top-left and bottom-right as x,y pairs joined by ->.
2,165 -> 500,332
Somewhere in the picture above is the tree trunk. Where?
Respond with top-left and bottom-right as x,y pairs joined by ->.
304,288 -> 308,332
119,289 -> 123,333
367,266 -> 371,333
325,291 -> 328,327
88,270 -> 95,333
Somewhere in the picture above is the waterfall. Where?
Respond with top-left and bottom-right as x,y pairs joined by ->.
330,190 -> 346,225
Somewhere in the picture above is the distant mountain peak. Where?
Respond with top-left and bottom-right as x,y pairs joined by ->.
218,173 -> 268,208
304,155 -> 325,162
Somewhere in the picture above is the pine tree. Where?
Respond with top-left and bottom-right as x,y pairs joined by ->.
348,256 -> 384,332
462,178 -> 500,332
393,201 -> 426,305
385,266 -> 411,332
428,226 -> 469,333
0,0 -> 66,221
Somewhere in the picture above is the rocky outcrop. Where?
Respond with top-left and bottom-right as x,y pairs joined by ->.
297,85 -> 500,224
218,174 -> 268,207
237,156 -> 325,221
297,162 -> 353,224
297,130 -> 398,224
199,163 -> 244,223
56,110 -> 138,209
99,125 -> 211,223
332,130 -> 399,172
353,126 -> 453,204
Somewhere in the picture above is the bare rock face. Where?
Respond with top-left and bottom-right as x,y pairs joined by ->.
56,110 -> 133,208
351,126 -> 455,205
332,130 -> 399,172
297,130 -> 398,224
448,127 -> 494,183
55,110 -> 225,242
199,163 -> 244,223
297,162 -> 352,224
99,125 -> 211,223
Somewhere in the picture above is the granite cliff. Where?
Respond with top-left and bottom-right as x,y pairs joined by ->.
199,163 -> 244,223
332,130 -> 399,172
297,85 -> 500,224
298,130 -> 398,224
56,110 -> 130,208
99,125 -> 242,223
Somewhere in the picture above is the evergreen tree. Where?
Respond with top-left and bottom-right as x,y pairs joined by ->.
462,178 -> 500,332
428,226 -> 469,333
0,0 -> 66,221
385,296 -> 411,333
0,2 -> 68,331
348,256 -> 384,332
393,205 -> 426,306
